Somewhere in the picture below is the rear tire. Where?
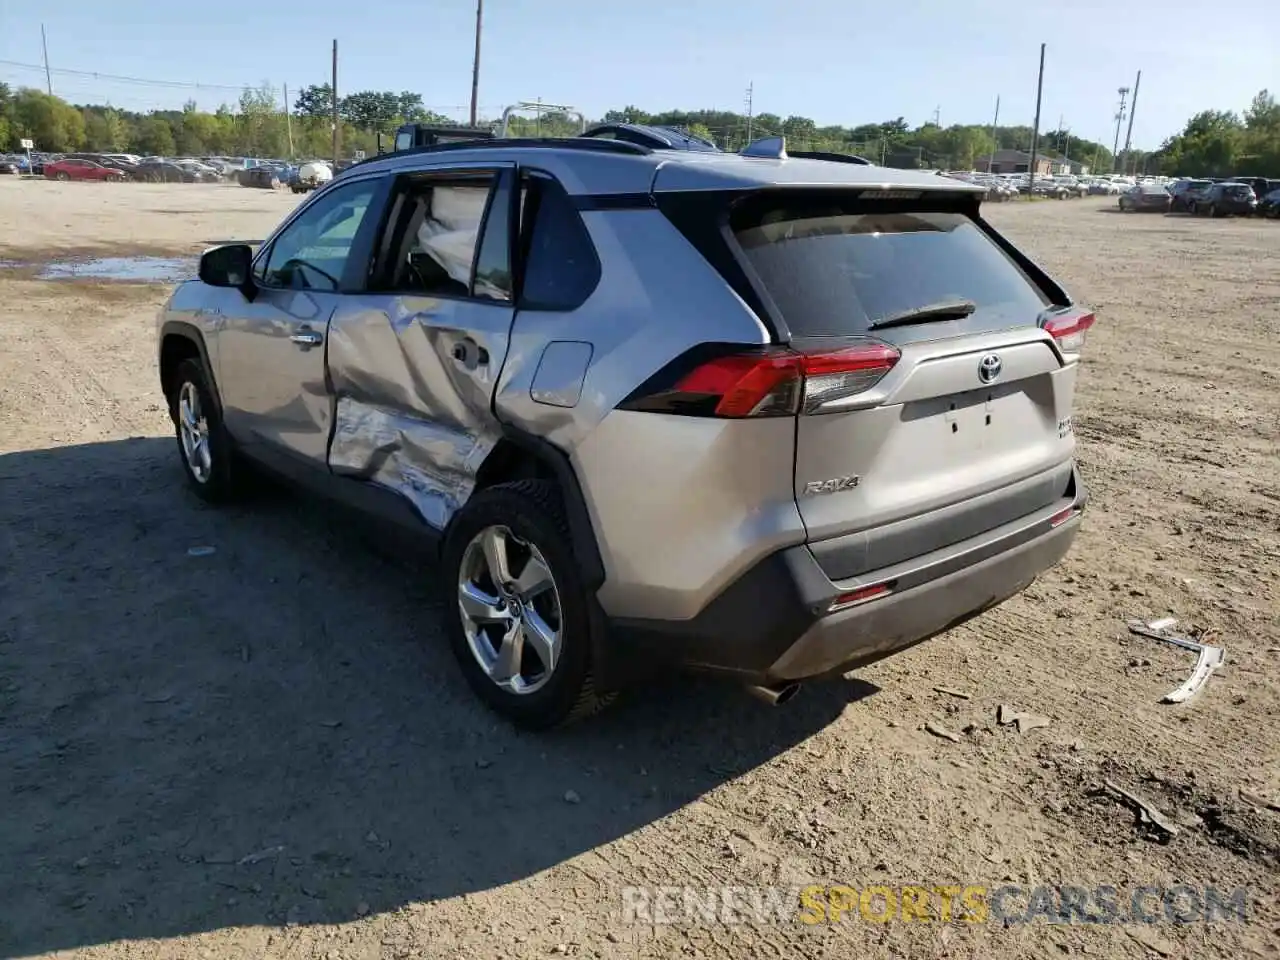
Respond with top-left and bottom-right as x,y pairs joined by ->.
442,480 -> 613,729
1207,203 -> 1217,218
169,358 -> 241,503
55,172 -> 70,182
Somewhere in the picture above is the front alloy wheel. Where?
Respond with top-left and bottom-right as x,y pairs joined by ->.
457,525 -> 562,695
177,380 -> 212,484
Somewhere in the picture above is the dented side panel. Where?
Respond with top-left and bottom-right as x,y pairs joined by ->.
326,294 -> 515,530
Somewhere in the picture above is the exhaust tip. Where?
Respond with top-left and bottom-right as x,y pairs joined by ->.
745,682 -> 802,707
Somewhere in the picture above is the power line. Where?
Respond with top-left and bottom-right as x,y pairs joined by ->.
0,58 -> 251,91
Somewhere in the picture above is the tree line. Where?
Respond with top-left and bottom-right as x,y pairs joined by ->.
1,80 -> 1276,178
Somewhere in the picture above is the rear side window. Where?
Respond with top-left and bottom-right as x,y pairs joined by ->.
518,175 -> 600,311
731,199 -> 1050,337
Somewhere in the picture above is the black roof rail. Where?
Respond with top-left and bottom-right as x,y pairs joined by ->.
345,136 -> 651,171
788,150 -> 873,166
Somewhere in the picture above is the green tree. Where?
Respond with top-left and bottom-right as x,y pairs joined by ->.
133,114 -> 175,156
9,89 -> 85,151
293,83 -> 334,118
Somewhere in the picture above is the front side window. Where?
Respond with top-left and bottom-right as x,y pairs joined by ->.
259,179 -> 379,291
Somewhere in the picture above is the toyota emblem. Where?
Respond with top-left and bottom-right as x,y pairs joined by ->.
978,353 -> 1003,384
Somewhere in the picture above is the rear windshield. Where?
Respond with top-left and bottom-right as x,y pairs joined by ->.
731,203 -> 1050,337
1223,185 -> 1254,197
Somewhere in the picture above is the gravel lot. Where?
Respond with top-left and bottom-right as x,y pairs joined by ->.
1,180 -> 1277,960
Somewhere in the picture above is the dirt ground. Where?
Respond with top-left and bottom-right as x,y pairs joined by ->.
1,179 -> 1277,960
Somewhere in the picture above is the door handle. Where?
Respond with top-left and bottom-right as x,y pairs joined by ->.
452,339 -> 489,367
290,329 -> 323,348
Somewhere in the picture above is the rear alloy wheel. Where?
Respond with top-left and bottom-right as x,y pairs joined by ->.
458,526 -> 562,696
1207,203 -> 1217,218
443,480 -> 611,728
55,172 -> 70,182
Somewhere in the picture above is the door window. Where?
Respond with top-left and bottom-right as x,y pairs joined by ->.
376,171 -> 512,302
259,179 -> 380,291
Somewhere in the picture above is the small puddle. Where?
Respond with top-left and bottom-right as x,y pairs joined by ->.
35,256 -> 197,283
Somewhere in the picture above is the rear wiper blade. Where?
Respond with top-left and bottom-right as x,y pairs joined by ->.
868,299 -> 977,331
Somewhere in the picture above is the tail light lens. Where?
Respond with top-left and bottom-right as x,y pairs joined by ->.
619,342 -> 900,418
1042,309 -> 1096,354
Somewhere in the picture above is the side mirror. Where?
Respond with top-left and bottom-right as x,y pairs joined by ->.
199,244 -> 254,291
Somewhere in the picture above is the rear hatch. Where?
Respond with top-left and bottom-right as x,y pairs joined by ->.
725,190 -> 1089,579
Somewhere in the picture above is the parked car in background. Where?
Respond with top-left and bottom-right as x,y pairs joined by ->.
132,160 -> 196,183
0,157 -> 20,175
238,163 -> 295,188
43,158 -> 127,182
1257,187 -> 1280,219
1224,176 -> 1272,201
1169,178 -> 1211,212
1118,183 -> 1173,213
171,159 -> 222,182
1192,181 -> 1257,217
62,153 -> 138,175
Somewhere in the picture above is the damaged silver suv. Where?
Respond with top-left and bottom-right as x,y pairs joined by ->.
157,133 -> 1091,728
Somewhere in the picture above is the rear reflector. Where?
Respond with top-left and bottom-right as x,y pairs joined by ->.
1042,310 -> 1096,354
621,341 -> 900,419
828,582 -> 895,613
1049,506 -> 1080,528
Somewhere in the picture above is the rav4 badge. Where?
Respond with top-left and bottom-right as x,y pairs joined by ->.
803,476 -> 861,496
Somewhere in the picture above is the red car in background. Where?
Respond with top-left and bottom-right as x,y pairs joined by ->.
43,158 -> 127,182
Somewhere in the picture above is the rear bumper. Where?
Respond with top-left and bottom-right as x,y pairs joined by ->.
604,466 -> 1086,687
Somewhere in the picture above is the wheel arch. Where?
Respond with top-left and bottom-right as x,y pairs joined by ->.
159,322 -> 222,416
469,426 -> 606,590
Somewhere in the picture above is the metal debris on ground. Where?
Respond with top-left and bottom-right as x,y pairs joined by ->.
1102,780 -> 1180,837
187,545 -> 217,557
933,686 -> 972,700
1126,617 -> 1225,704
996,704 -> 1051,733
924,721 -> 961,743
237,845 -> 285,865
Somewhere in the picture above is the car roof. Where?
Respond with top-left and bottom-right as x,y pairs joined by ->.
346,137 -> 984,197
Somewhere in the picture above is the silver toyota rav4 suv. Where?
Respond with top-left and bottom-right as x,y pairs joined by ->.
157,133 -> 1091,728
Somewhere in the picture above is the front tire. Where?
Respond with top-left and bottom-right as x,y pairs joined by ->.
442,480 -> 612,729
169,358 -> 240,503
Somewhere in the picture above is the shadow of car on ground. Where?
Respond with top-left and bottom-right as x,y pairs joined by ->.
0,436 -> 873,954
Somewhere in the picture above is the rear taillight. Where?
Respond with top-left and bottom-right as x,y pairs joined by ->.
1043,309 -> 1096,354
620,342 -> 900,418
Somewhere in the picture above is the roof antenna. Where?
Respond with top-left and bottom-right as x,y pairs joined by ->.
741,136 -> 787,159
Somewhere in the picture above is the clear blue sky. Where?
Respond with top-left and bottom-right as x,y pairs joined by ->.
2,1 -> 1276,149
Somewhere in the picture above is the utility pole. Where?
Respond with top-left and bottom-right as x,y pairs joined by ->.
283,83 -> 294,159
40,24 -> 52,95
744,82 -> 754,142
331,40 -> 339,166
469,0 -> 483,126
1122,69 -> 1141,174
932,105 -> 941,126
1028,43 -> 1046,197
986,95 -> 1000,171
1111,85 -> 1129,173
